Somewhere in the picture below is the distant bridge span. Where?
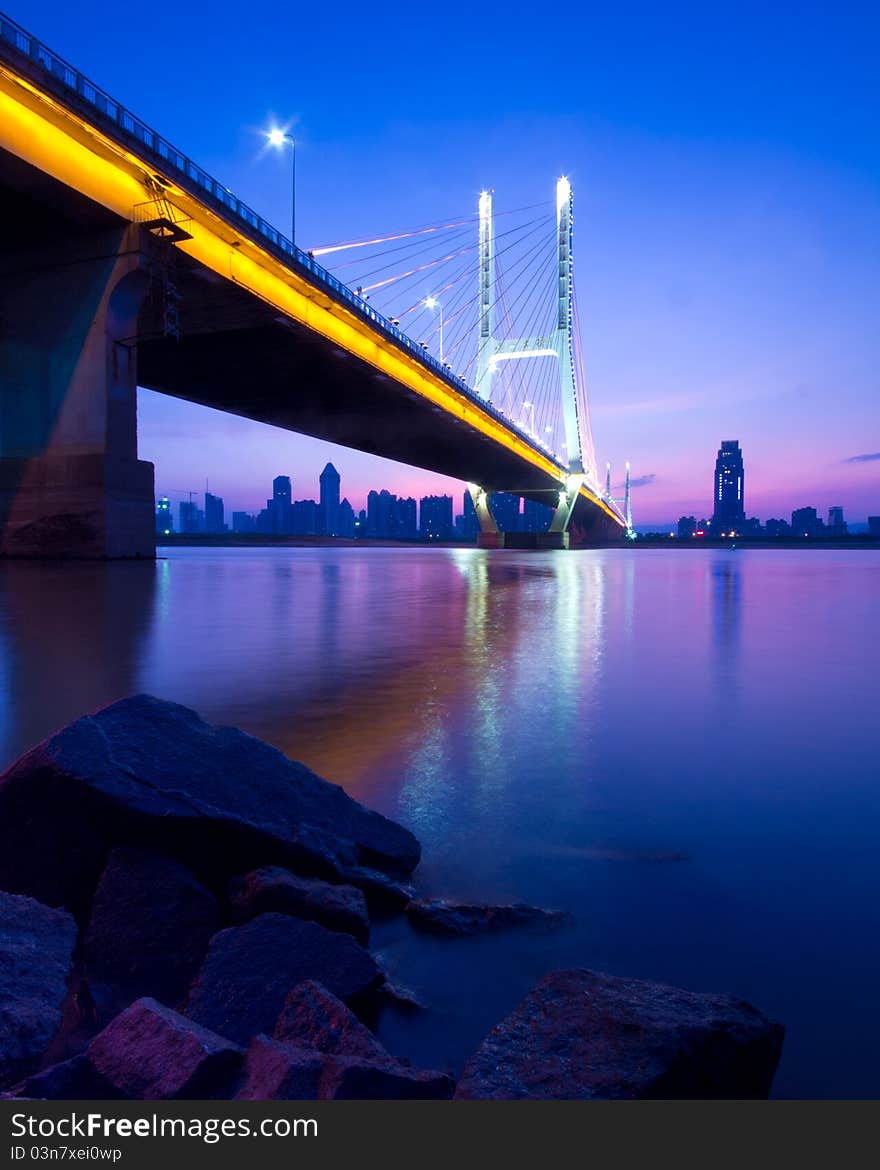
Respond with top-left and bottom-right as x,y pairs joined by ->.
0,14 -> 625,556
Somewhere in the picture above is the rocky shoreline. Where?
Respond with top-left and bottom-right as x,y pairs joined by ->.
0,695 -> 784,1099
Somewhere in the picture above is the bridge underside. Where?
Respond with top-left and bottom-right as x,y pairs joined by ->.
0,147 -> 621,556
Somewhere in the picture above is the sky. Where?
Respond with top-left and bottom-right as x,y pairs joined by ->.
20,1 -> 880,523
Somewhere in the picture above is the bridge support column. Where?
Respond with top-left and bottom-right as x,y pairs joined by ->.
0,226 -> 155,558
468,483 -> 503,549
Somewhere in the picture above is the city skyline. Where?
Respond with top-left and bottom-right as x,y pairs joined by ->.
155,443 -> 877,540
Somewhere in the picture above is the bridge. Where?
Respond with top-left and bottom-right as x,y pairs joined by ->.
0,12 -> 628,557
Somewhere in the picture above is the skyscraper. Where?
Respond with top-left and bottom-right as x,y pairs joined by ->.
420,495 -> 454,541
827,506 -> 847,537
204,492 -> 224,533
711,441 -> 745,534
269,476 -> 293,534
179,500 -> 202,533
319,463 -> 340,536
155,496 -> 173,535
489,492 -> 522,533
338,498 -> 356,538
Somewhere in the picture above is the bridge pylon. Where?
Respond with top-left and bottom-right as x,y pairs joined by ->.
470,178 -> 602,548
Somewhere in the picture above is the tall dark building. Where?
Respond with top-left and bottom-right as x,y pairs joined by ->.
489,492 -> 522,533
338,498 -> 356,538
827,506 -> 847,537
204,492 -> 224,533
711,441 -> 745,534
269,475 -> 293,534
319,463 -> 341,536
179,500 -> 202,533
155,496 -> 173,535
522,498 -> 551,533
459,491 -> 479,540
792,506 -> 825,538
420,495 -> 454,541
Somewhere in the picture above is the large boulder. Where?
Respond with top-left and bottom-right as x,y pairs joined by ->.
273,980 -> 394,1061
0,695 -> 420,912
455,969 -> 784,1100
235,1036 -> 324,1100
230,868 -> 369,944
0,892 -> 77,1088
406,899 -> 567,936
339,866 -> 414,914
82,847 -> 219,1010
86,998 -> 243,1099
272,980 -> 454,1099
185,914 -> 382,1044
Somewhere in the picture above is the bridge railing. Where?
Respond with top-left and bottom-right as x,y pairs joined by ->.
0,11 -> 570,475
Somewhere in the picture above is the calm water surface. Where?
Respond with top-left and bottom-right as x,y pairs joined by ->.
1,547 -> 877,1097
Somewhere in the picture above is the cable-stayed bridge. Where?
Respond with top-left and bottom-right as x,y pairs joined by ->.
0,12 -> 629,557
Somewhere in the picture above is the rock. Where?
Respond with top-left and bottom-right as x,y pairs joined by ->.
0,891 -> 77,1088
229,868 -> 369,944
235,1036 -> 324,1100
236,1034 -> 454,1101
0,695 -> 420,912
339,866 -> 415,913
185,914 -> 382,1044
272,981 -> 454,1099
406,898 -> 567,936
455,969 -> 785,1100
12,1054 -> 123,1101
273,980 -> 389,1061
87,998 -> 243,1100
83,847 -> 219,1009
326,1056 -> 454,1100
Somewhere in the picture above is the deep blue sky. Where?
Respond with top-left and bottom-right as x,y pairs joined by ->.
18,1 -> 880,522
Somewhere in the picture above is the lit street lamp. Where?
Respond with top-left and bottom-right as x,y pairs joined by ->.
266,127 -> 296,244
424,296 -> 444,362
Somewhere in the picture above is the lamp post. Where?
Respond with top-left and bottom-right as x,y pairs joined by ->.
424,296 -> 443,362
267,128 -> 296,245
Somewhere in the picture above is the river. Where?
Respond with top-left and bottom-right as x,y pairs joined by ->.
0,546 -> 877,1097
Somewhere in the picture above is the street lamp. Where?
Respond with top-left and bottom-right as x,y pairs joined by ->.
266,127 -> 296,244
424,296 -> 443,362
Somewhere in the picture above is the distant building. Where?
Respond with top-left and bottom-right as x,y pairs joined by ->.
155,496 -> 173,535
489,492 -> 521,533
827,506 -> 847,537
269,475 -> 293,534
458,492 -> 479,540
232,511 -> 255,533
367,489 -> 395,537
677,515 -> 697,539
791,506 -> 824,538
522,498 -> 551,533
420,495 -> 454,541
337,498 -> 356,538
765,518 -> 791,539
394,497 -> 418,539
711,440 -> 745,534
319,463 -> 341,536
179,500 -> 202,534
291,499 -> 319,535
869,516 -> 880,537
204,492 -> 225,534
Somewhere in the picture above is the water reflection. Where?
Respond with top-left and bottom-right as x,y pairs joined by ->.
0,561 -> 155,765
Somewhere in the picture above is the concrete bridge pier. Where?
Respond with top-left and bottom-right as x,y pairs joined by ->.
0,226 -> 155,559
